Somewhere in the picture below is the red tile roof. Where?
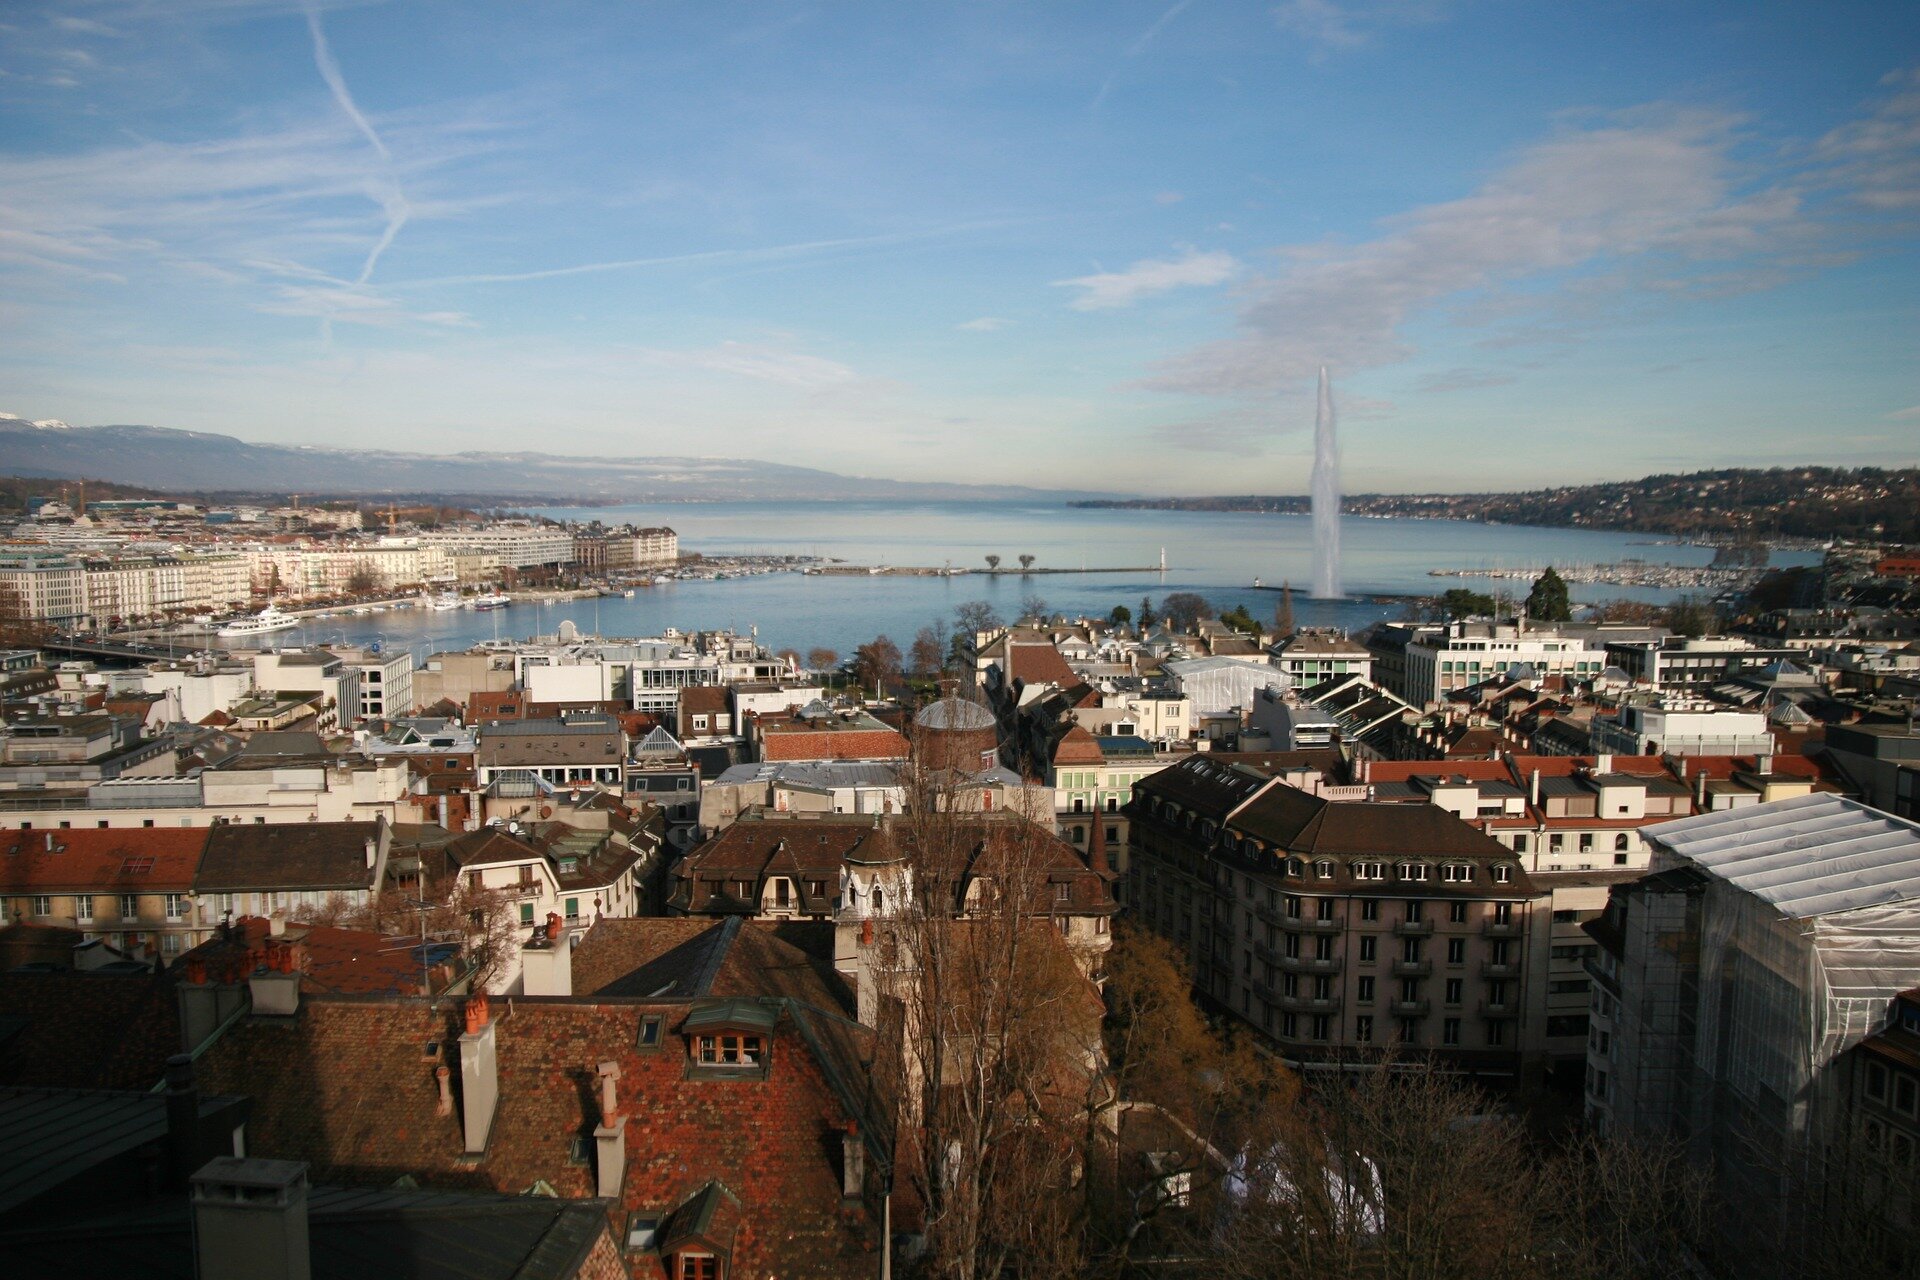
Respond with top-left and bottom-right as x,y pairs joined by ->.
181,917 -> 451,996
194,995 -> 890,1280
0,827 -> 207,894
1004,642 -> 1077,690
0,967 -> 182,1091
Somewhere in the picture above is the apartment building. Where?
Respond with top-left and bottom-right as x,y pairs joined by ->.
1268,629 -> 1374,686
1603,634 -> 1804,690
0,826 -> 210,959
1369,620 -> 1623,705
327,644 -> 415,721
245,537 -> 455,597
1126,755 -> 1545,1075
418,523 -> 576,570
1590,696 -> 1775,757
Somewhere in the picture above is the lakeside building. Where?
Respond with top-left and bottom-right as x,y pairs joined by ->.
418,522 -> 577,570
245,537 -> 455,597
0,549 -> 251,626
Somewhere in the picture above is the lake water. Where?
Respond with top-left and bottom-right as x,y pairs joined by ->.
262,503 -> 1819,661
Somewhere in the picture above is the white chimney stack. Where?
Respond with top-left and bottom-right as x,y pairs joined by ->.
520,913 -> 573,997
459,996 -> 499,1155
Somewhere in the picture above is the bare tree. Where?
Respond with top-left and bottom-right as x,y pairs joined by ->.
876,736 -> 1110,1279
1018,554 -> 1036,572
910,625 -> 946,679
852,634 -> 903,694
985,555 -> 1002,572
1160,592 -> 1212,632
806,646 -> 839,675
953,600 -> 1001,637
1020,594 -> 1049,622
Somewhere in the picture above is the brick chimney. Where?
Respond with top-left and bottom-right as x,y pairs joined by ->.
520,912 -> 572,997
459,995 -> 499,1155
841,1121 -> 865,1205
592,1059 -> 626,1198
192,1158 -> 311,1280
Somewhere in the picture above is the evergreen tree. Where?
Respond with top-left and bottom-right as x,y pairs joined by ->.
1276,581 -> 1295,636
1139,596 -> 1155,628
1526,566 -> 1572,622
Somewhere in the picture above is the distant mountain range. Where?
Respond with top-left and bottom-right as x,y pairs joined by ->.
0,416 -> 1112,505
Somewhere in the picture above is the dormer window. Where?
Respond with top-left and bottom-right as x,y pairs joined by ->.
1314,860 -> 1335,879
697,1034 -> 762,1067
1492,864 -> 1514,884
1440,864 -> 1474,883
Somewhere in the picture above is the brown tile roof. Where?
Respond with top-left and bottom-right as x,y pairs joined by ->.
181,917 -> 449,996
678,686 -> 729,715
196,821 -> 382,893
758,727 -> 909,763
1004,641 -> 1077,689
1050,724 -> 1105,766
1230,785 -> 1527,867
0,968 -> 182,1091
571,917 -> 854,1016
0,827 -> 207,894
194,996 -> 888,1280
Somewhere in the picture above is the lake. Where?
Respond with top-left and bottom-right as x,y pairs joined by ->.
254,503 -> 1819,661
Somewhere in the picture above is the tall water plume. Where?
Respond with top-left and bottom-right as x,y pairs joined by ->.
1310,365 -> 1343,599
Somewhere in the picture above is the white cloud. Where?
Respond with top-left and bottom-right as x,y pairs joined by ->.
957,316 -> 1011,332
1148,109 -> 1816,393
1271,0 -> 1445,54
1054,249 -> 1238,311
1888,405 -> 1920,422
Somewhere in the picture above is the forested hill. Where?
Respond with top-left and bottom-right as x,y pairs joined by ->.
1071,467 -> 1920,542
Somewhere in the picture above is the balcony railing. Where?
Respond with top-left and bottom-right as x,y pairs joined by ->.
1391,959 -> 1432,978
1390,999 -> 1431,1017
1278,955 -> 1342,977
1279,915 -> 1344,935
1479,1000 -> 1519,1018
1280,994 -> 1343,1014
1481,961 -> 1522,979
1392,919 -> 1434,937
1482,920 -> 1524,939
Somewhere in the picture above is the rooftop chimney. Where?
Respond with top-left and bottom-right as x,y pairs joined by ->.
459,995 -> 499,1155
1755,752 -> 1773,777
435,1065 -> 453,1118
1595,753 -> 1614,775
192,1158 -> 311,1280
363,834 -> 378,869
248,946 -> 301,1018
520,913 -> 573,997
593,1059 -> 626,1199
1528,769 -> 1541,807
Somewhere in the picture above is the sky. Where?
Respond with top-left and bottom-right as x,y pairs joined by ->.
1,0 -> 1917,496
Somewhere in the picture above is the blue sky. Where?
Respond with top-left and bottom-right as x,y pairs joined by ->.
2,1 -> 1916,495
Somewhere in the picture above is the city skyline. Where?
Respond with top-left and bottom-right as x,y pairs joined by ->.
2,1 -> 1917,494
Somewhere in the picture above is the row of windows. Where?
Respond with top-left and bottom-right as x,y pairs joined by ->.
1271,1010 -> 1510,1047
11,893 -> 189,922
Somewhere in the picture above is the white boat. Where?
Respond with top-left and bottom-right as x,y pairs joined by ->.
427,592 -> 462,611
216,605 -> 300,638
468,591 -> 511,611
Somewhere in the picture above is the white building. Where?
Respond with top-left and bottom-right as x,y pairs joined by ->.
419,523 -> 577,570
1591,698 -> 1774,757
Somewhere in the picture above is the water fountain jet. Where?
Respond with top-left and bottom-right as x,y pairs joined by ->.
1310,365 -> 1343,599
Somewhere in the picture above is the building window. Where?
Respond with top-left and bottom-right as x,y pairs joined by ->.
1359,937 -> 1376,963
1512,834 -> 1529,854
1353,862 -> 1384,881
1360,899 -> 1379,921
1866,1061 -> 1889,1100
1445,979 -> 1463,1005
1316,897 -> 1336,921
1897,1075 -> 1919,1117
637,1016 -> 664,1051
120,894 -> 139,920
1614,834 -> 1631,852
1355,1014 -> 1373,1043
565,897 -> 580,920
1357,976 -> 1375,1002
77,895 -> 93,922
1449,902 -> 1467,923
1443,1018 -> 1461,1046
1492,864 -> 1513,884
1315,860 -> 1334,879
1486,1020 -> 1507,1047
1055,882 -> 1071,904
1447,938 -> 1466,965
1441,864 -> 1473,883
31,895 -> 52,918
165,894 -> 187,921
697,1033 -> 763,1067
